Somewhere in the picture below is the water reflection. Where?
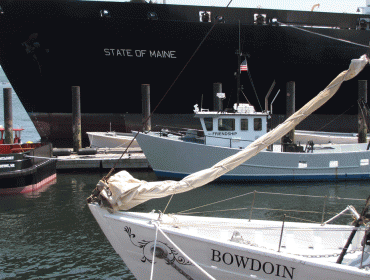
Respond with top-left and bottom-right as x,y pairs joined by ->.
0,171 -> 369,279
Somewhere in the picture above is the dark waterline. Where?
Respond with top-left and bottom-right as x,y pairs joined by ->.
1,170 -> 370,279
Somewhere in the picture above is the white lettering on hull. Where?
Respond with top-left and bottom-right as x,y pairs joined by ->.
0,156 -> 14,160
104,48 -> 177,58
0,164 -> 15,168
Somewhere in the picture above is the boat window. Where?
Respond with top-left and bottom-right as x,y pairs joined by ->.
204,118 -> 213,131
218,119 -> 235,131
100,10 -> 111,18
241,119 -> 248,131
199,11 -> 211,22
254,118 -> 262,131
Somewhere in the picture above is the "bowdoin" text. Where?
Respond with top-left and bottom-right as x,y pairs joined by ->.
211,249 -> 295,279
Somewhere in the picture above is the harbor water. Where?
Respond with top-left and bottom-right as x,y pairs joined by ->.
1,171 -> 370,279
1,84 -> 370,279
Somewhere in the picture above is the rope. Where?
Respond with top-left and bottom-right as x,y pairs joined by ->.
282,215 -> 318,224
103,134 -> 138,181
176,191 -> 255,214
179,206 -> 353,218
163,194 -> 174,214
159,220 -> 366,232
101,1 -> 234,183
245,58 -> 263,112
154,223 -> 216,280
179,207 -> 251,215
150,224 -> 159,280
314,104 -> 355,132
278,22 -> 370,49
240,89 -> 251,104
175,190 -> 366,215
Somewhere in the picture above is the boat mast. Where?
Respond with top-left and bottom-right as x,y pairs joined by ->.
236,20 -> 241,108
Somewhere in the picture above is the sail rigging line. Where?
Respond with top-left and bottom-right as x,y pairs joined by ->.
313,104 -> 355,132
153,223 -> 216,280
145,1 -> 233,120
277,22 -> 370,49
240,89 -> 251,104
163,194 -> 174,214
100,2 -> 235,183
176,191 -> 255,214
102,135 -> 138,181
244,55 -> 263,112
175,190 -> 365,216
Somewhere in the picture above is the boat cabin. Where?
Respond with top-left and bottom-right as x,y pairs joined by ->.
194,103 -> 268,149
0,127 -> 23,144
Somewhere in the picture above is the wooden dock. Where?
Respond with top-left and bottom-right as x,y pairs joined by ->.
55,147 -> 150,170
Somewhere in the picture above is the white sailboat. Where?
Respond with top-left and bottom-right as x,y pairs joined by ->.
88,55 -> 370,279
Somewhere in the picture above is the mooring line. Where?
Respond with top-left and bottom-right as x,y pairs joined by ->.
278,22 -> 370,48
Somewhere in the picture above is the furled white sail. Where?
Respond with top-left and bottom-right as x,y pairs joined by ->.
97,55 -> 369,211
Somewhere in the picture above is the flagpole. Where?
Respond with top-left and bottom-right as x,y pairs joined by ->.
237,20 -> 241,108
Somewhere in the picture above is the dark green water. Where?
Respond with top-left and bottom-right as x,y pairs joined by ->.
1,170 -> 370,279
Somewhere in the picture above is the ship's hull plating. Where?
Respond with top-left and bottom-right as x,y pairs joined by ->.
0,0 -> 369,120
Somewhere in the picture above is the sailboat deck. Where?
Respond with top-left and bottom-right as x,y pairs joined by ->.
111,210 -> 364,263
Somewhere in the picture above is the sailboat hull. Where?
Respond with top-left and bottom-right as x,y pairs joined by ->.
135,131 -> 370,181
89,203 -> 370,280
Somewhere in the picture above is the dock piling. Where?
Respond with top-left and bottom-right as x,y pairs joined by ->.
3,88 -> 13,144
358,80 -> 367,143
141,84 -> 151,131
213,82 -> 223,111
72,86 -> 82,152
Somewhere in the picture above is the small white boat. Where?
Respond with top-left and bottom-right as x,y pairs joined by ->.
86,131 -> 139,149
88,54 -> 370,279
295,130 -> 362,145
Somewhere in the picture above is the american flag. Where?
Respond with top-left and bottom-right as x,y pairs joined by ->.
240,59 -> 248,71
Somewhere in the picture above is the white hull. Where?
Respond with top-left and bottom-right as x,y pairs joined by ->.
87,132 -> 139,149
89,203 -> 370,280
135,131 -> 370,181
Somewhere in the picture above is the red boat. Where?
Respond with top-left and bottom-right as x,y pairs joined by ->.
0,127 -> 56,195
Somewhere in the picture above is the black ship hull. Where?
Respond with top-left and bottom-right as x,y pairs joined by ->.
0,1 -> 370,143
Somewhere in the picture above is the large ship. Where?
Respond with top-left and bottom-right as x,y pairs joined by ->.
0,0 -> 370,145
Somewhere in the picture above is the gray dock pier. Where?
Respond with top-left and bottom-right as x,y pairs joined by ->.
55,147 -> 150,170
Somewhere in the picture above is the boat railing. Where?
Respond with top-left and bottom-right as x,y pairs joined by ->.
172,191 -> 369,259
177,190 -> 367,226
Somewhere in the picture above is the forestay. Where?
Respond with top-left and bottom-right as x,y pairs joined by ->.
96,55 -> 369,211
